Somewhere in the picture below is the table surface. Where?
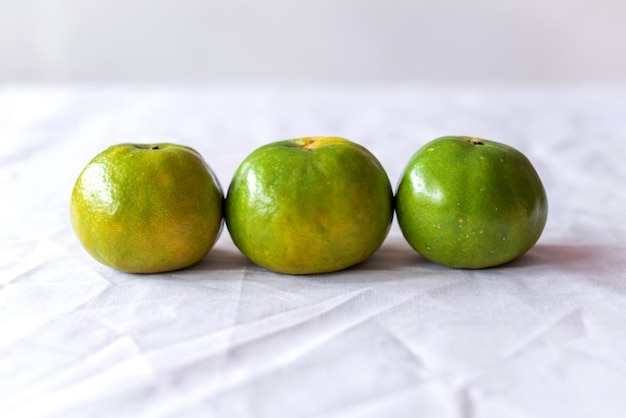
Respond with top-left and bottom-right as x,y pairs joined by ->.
1,83 -> 625,418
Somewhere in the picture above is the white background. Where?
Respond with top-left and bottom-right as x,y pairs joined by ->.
2,0 -> 626,82
2,84 -> 626,418
2,2 -> 626,417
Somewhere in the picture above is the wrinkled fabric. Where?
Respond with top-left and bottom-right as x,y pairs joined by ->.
1,84 -> 625,418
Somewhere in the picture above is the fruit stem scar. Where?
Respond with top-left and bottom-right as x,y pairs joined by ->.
151,145 -> 160,150
466,138 -> 484,145
302,139 -> 317,150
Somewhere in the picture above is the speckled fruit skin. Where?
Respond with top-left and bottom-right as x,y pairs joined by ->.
70,143 -> 223,273
225,136 -> 394,275
395,136 -> 548,269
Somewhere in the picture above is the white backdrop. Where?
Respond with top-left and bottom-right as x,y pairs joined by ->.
2,83 -> 626,418
2,0 -> 626,82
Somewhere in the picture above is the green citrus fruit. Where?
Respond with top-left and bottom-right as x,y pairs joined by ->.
225,136 -> 393,274
70,143 -> 223,273
395,136 -> 548,268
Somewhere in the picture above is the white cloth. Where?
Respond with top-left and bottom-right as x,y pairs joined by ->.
1,83 -> 625,418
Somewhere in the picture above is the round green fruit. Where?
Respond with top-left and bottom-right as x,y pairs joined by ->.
70,143 -> 223,273
395,136 -> 548,268
225,136 -> 394,274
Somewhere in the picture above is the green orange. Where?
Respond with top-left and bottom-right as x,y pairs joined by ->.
225,136 -> 393,274
395,136 -> 548,268
70,143 -> 223,273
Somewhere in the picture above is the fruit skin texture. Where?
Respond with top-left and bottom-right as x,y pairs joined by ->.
225,136 -> 394,275
70,143 -> 223,273
395,136 -> 548,269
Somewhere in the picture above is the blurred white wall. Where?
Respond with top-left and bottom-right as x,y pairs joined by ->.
1,0 -> 625,82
